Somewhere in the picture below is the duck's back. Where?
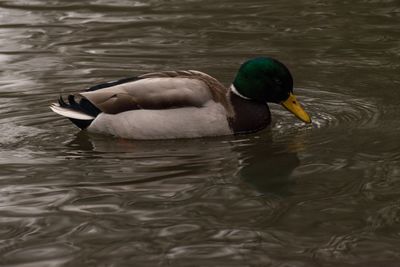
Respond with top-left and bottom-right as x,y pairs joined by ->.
81,70 -> 232,115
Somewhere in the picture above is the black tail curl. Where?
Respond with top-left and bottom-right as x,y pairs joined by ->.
58,76 -> 140,130
59,95 -> 101,130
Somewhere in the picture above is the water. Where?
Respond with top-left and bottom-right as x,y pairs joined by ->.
0,0 -> 400,266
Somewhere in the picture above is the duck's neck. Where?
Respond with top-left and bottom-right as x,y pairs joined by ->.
228,85 -> 271,134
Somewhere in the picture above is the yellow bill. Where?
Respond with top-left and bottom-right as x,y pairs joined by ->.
281,93 -> 312,123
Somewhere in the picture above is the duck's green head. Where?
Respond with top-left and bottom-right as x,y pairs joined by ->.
233,57 -> 311,123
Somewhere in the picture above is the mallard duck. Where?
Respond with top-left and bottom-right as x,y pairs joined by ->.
50,57 -> 311,139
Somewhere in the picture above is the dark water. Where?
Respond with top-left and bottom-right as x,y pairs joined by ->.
1,0 -> 400,266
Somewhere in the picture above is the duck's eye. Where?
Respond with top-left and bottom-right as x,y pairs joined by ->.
274,78 -> 282,85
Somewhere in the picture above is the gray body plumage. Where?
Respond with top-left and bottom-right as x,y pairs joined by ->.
51,70 -> 240,139
88,101 -> 232,139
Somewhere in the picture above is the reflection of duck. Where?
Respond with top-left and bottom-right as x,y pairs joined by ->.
237,135 -> 300,196
68,131 -> 235,154
66,132 -> 240,186
51,57 -> 311,140
68,132 -> 299,195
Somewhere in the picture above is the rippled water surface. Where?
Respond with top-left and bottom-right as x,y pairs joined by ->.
1,0 -> 400,266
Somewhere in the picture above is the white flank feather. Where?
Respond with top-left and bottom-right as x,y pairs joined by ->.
50,103 -> 95,120
87,101 -> 232,139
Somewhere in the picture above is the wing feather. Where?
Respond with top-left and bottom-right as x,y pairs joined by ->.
79,70 -> 233,116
